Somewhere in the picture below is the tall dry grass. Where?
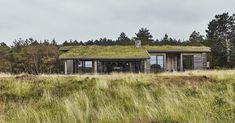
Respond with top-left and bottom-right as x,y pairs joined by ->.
0,70 -> 234,123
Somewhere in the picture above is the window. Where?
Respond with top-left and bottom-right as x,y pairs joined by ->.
183,55 -> 194,70
150,55 -> 164,72
84,61 -> 93,73
156,56 -> 164,68
85,61 -> 92,68
77,61 -> 93,73
150,56 -> 157,65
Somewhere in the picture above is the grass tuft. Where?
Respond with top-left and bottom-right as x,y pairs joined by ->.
0,70 -> 234,123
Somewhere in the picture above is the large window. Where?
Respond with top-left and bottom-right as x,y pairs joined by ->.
85,61 -> 92,68
156,56 -> 164,68
183,55 -> 194,70
150,56 -> 157,65
84,61 -> 93,73
77,61 -> 93,73
150,55 -> 164,72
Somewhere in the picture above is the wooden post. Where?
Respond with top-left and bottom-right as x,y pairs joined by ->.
180,53 -> 183,71
94,60 -> 98,74
163,54 -> 167,71
129,62 -> 133,72
144,60 -> 147,73
175,56 -> 177,71
144,59 -> 150,73
64,60 -> 67,75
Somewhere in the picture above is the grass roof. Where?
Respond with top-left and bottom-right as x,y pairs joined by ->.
59,46 -> 150,59
59,45 -> 210,59
144,45 -> 211,52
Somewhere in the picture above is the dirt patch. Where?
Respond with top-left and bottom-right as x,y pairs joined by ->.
14,74 -> 46,83
15,74 -> 35,80
150,75 -> 216,86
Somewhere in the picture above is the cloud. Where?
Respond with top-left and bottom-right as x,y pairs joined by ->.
0,0 -> 235,45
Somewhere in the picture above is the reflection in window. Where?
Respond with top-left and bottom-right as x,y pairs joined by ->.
183,55 -> 194,70
77,61 -> 93,73
85,61 -> 92,68
84,61 -> 93,73
157,56 -> 164,68
150,56 -> 157,65
150,55 -> 164,72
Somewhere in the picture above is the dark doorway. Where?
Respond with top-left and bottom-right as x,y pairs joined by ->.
107,61 -> 130,73
99,60 -> 143,73
183,55 -> 194,70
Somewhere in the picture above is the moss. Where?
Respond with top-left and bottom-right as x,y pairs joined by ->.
60,45 -> 150,59
59,45 -> 210,59
144,45 -> 210,52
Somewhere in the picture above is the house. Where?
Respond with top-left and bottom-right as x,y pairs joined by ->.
59,43 -> 210,74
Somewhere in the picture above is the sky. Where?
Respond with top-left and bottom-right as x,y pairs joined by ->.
0,0 -> 235,46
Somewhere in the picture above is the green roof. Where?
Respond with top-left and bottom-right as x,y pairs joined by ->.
59,45 -> 210,59
144,46 -> 211,52
59,46 -> 150,59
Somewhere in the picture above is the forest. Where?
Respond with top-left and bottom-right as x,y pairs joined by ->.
0,12 -> 235,74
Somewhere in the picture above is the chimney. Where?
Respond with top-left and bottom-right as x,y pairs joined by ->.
135,40 -> 141,48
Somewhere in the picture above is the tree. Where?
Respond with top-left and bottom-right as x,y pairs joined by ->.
206,12 -> 235,67
133,28 -> 154,45
159,34 -> 179,45
73,40 -> 79,45
161,34 -> 169,44
187,31 -> 204,46
85,40 -> 94,45
13,44 -> 59,74
62,40 -> 69,46
116,32 -> 132,45
0,42 -> 8,47
51,38 -> 57,45
0,46 -> 11,72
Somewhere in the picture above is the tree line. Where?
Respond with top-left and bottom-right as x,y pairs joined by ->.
61,30 -> 204,46
0,12 -> 234,74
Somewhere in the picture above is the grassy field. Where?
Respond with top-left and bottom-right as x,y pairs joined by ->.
0,70 -> 234,123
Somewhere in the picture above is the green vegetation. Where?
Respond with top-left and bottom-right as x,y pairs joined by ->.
59,46 -> 150,59
144,45 -> 210,52
0,70 -> 234,123
59,45 -> 210,59
0,46 -> 11,72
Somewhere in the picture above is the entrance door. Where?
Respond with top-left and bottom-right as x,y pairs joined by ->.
183,55 -> 194,70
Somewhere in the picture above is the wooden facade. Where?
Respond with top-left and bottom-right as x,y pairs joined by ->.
63,52 -> 209,74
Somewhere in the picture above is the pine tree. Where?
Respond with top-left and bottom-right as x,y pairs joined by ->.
116,32 -> 131,45
188,31 -> 204,46
134,28 -> 154,45
206,12 -> 235,67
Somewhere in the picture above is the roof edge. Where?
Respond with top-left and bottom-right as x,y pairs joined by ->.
59,56 -> 150,60
147,50 -> 211,53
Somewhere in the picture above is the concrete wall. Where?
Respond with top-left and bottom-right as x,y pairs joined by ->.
166,55 -> 178,71
145,59 -> 151,73
193,54 -> 203,70
65,60 -> 73,74
202,53 -> 207,69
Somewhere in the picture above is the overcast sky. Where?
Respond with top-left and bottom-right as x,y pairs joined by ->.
0,0 -> 235,45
